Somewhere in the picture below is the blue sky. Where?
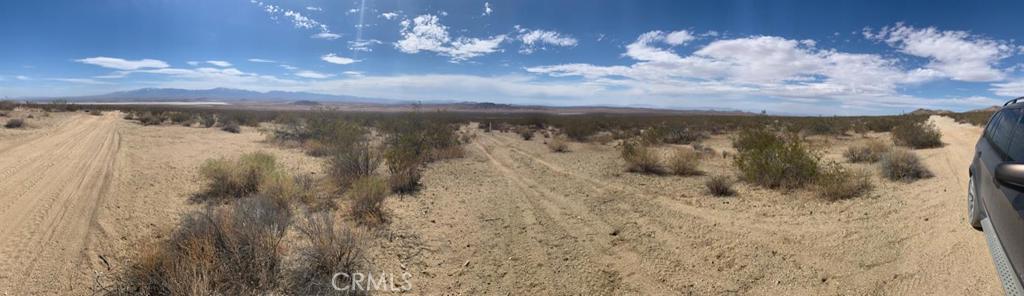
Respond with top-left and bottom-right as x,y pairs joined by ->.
3,0 -> 1024,114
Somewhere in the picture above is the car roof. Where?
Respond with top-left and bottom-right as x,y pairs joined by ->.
1004,97 -> 1024,109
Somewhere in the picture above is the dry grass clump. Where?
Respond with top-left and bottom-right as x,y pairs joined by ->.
880,148 -> 933,182
518,128 -> 534,140
815,162 -> 873,200
109,195 -> 292,295
138,113 -> 164,126
4,118 -> 24,129
386,146 -> 422,194
667,147 -> 702,176
621,140 -> 663,174
289,213 -> 365,295
733,128 -> 819,189
199,152 -> 281,199
891,120 -> 942,149
349,176 -> 389,226
705,175 -> 736,197
843,139 -> 890,163
89,110 -> 103,116
547,136 -> 569,152
327,141 -> 381,192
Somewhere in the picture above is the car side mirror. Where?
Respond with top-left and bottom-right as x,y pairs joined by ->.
995,162 -> 1024,189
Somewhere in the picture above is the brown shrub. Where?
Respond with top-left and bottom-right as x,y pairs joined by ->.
386,144 -> 423,194
621,140 -> 663,174
289,212 -> 365,295
349,176 -> 388,226
705,175 -> 736,196
198,152 -> 281,199
221,121 -> 242,133
547,136 -> 569,152
815,162 -> 873,200
667,147 -> 702,176
843,139 -> 890,163
4,118 -> 24,129
518,128 -> 534,140
880,148 -> 933,182
326,141 -> 381,191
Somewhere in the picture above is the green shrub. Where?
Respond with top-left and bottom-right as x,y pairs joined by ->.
621,140 -> 663,174
667,147 -> 702,176
880,148 -> 933,182
843,139 -> 890,163
349,176 -> 388,226
199,152 -> 281,199
733,128 -> 819,189
139,113 -> 164,126
891,120 -> 942,149
326,141 -> 380,191
705,175 -> 736,196
815,162 -> 872,200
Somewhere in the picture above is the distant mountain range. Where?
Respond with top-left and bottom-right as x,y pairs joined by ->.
62,87 -> 400,104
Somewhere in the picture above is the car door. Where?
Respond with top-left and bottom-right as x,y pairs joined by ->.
980,107 -> 1024,280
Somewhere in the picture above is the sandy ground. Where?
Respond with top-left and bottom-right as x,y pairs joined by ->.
0,111 -> 321,295
369,115 -> 1001,295
0,112 -> 1003,295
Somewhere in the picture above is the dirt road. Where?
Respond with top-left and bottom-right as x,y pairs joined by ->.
373,116 -> 1002,295
0,113 -> 122,294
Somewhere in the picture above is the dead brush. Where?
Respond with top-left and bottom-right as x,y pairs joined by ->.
705,175 -> 736,196
546,136 -> 569,152
815,161 -> 873,200
106,195 -> 292,295
349,176 -> 389,226
667,147 -> 702,176
198,152 -> 281,199
843,139 -> 890,163
326,141 -> 381,192
386,146 -> 423,194
289,212 -> 365,295
4,118 -> 24,129
621,139 -> 663,174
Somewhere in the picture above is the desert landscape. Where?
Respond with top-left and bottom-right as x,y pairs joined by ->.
0,103 -> 1003,295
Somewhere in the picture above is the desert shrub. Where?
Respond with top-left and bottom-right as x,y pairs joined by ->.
349,176 -> 388,226
4,118 -> 24,129
547,136 -> 569,152
90,110 -> 103,116
222,121 -> 242,133
733,128 -> 819,189
259,173 -> 319,206
621,140 -> 663,174
110,195 -> 291,295
518,128 -> 534,140
950,111 -> 995,127
138,113 -> 163,126
289,213 -> 364,295
326,141 -> 381,191
385,145 -> 422,194
0,100 -> 15,110
843,139 -> 890,163
380,111 -> 463,164
560,119 -> 600,141
705,175 -> 736,196
122,113 -> 134,120
199,113 -> 217,128
199,152 -> 281,199
815,162 -> 873,200
643,125 -> 707,145
891,120 -> 942,149
667,147 -> 702,176
880,148 -> 932,182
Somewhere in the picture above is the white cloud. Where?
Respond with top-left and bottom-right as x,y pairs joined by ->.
516,27 -> 577,53
206,60 -> 232,67
16,75 -> 30,81
991,79 -> 1024,97
248,58 -> 276,63
321,53 -> 359,65
186,61 -> 200,66
347,8 -> 360,14
305,6 -> 322,11
311,32 -> 341,40
294,70 -> 333,79
380,12 -> 399,20
350,39 -> 383,52
396,14 -> 506,61
280,64 -> 299,71
76,57 -> 169,70
51,78 -> 109,84
866,23 -> 1015,82
665,30 -> 696,45
483,2 -> 493,16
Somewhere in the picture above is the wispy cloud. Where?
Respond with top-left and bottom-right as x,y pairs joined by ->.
250,0 -> 336,40
311,32 -> 341,40
321,53 -> 359,65
395,14 -> 506,62
865,23 -> 1015,82
248,58 -> 276,63
76,57 -> 169,70
515,26 -> 578,53
380,12 -> 399,20
483,2 -> 493,16
294,70 -> 333,79
206,60 -> 232,67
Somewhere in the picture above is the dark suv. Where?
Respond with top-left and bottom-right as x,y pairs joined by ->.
970,97 -> 1024,295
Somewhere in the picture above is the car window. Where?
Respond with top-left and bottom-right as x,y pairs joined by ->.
992,108 -> 1023,155
986,111 -> 1005,141
1005,109 -> 1024,160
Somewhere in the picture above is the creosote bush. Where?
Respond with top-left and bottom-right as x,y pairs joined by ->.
349,176 -> 389,226
705,175 -> 736,197
221,121 -> 242,133
667,147 -> 702,176
199,152 -> 281,199
843,139 -> 890,163
733,128 -> 819,189
621,139 -> 663,174
518,128 -> 534,141
290,213 -> 365,295
327,141 -> 381,192
815,162 -> 873,200
891,120 -> 942,149
4,118 -> 24,129
386,146 -> 422,194
880,148 -> 933,182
